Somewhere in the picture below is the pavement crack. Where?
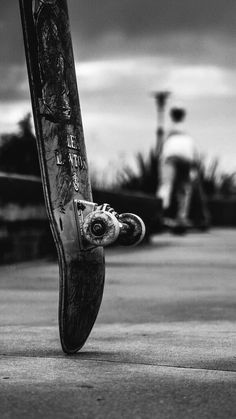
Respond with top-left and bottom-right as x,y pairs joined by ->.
0,354 -> 236,374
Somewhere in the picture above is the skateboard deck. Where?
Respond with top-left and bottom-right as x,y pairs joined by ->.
19,0 -> 105,354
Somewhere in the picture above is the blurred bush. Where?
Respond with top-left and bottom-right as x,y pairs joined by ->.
199,157 -> 236,198
117,149 -> 236,200
116,148 -> 159,195
0,113 -> 40,176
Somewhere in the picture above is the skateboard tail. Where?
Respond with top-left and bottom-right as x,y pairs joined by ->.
59,252 -> 105,354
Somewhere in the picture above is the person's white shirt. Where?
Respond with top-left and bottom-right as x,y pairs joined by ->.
158,124 -> 199,207
162,123 -> 198,163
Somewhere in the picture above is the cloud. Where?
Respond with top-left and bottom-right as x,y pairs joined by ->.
76,57 -> 236,98
69,0 -> 236,39
74,57 -> 236,174
0,101 -> 31,133
1,0 -> 236,65
0,65 -> 29,101
1,1 -> 236,174
166,65 -> 235,98
0,1 -> 24,64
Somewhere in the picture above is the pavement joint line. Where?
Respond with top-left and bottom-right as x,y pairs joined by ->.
0,355 -> 236,374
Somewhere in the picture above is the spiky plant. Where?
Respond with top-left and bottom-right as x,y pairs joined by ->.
198,157 -> 220,197
117,148 -> 160,195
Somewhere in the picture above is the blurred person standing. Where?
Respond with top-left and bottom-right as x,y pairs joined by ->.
157,106 -> 209,231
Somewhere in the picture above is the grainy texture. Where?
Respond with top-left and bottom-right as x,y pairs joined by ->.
0,230 -> 236,418
19,0 -> 105,353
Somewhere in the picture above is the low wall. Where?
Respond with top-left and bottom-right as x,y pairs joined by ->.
0,219 -> 55,264
208,198 -> 236,227
0,173 -> 54,263
0,172 -> 236,263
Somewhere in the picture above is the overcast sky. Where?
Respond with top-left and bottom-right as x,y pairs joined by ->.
1,0 -> 236,176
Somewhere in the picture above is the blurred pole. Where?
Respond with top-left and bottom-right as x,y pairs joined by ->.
152,91 -> 171,193
152,91 -> 171,155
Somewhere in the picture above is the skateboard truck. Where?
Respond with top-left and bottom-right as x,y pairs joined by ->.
74,200 -> 146,248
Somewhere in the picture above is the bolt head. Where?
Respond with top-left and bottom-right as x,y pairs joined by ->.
91,222 -> 106,237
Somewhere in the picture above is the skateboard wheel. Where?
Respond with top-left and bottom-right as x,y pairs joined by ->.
82,210 -> 120,246
117,213 -> 146,246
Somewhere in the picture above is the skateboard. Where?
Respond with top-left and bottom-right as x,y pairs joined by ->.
19,0 -> 145,354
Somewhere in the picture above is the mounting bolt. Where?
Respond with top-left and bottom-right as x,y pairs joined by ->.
91,221 -> 106,237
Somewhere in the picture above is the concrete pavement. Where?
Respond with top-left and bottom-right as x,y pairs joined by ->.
0,229 -> 236,418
